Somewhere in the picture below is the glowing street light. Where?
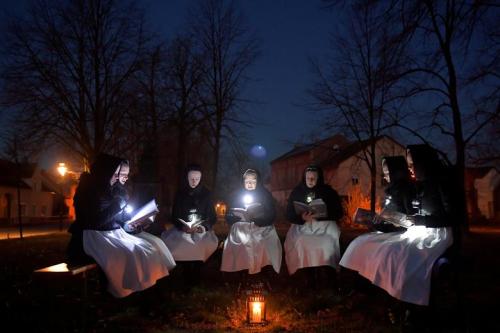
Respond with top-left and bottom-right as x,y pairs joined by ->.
57,162 -> 68,177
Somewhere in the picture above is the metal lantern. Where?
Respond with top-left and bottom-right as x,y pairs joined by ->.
246,282 -> 267,326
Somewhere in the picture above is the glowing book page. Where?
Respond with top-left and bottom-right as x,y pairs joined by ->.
353,208 -> 375,225
178,218 -> 205,229
379,209 -> 412,228
125,199 -> 159,229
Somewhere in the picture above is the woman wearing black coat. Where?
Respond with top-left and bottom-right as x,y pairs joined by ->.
67,153 -> 175,298
372,156 -> 416,232
341,147 -> 455,306
161,165 -> 218,284
284,165 -> 344,275
220,169 -> 282,275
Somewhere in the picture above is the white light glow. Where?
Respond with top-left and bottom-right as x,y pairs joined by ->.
243,194 -> 253,206
124,205 -> 134,214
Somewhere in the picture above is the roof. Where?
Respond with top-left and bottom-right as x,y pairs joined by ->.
319,135 -> 404,168
271,135 -> 404,168
466,166 -> 497,180
271,134 -> 348,164
0,159 -> 35,189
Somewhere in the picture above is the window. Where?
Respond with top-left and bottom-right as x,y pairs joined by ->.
352,177 -> 359,185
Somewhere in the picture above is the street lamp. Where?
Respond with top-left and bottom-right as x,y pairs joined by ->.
57,163 -> 68,231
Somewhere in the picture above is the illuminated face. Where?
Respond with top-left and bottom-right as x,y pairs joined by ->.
244,175 -> 257,191
110,164 -> 130,186
382,162 -> 390,183
305,171 -> 318,188
406,150 -> 415,179
187,170 -> 202,188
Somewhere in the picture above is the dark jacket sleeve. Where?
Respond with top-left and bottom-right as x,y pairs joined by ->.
225,193 -> 242,226
252,189 -> 276,227
414,182 -> 454,228
91,194 -> 123,230
323,187 -> 344,221
286,188 -> 305,225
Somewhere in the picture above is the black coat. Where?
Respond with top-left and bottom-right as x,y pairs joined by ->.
67,154 -> 128,264
286,183 -> 344,225
413,180 -> 455,228
374,179 -> 416,233
171,185 -> 216,231
225,187 -> 276,227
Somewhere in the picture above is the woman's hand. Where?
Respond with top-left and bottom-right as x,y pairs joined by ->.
302,211 -> 315,223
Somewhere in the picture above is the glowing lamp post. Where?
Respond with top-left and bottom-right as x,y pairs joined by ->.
246,282 -> 267,326
57,163 -> 68,231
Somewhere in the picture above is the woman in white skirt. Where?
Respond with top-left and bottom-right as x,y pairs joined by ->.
161,164 -> 218,285
221,169 -> 282,276
67,154 -> 176,298
284,165 -> 344,284
340,146 -> 456,306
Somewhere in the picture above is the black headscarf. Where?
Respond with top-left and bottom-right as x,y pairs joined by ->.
406,144 -> 441,181
382,156 -> 411,183
89,153 -> 128,191
180,164 -> 204,193
286,165 -> 344,224
300,165 -> 325,190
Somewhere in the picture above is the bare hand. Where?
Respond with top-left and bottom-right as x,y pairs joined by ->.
302,211 -> 315,223
183,226 -> 194,233
195,225 -> 205,233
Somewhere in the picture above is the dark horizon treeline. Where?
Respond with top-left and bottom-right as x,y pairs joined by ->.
0,0 -> 258,206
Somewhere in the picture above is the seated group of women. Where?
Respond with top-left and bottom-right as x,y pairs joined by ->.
67,143 -> 456,309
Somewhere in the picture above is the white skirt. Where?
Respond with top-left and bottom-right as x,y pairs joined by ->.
161,227 -> 219,262
220,222 -> 282,274
284,220 -> 341,275
340,226 -> 453,305
83,228 -> 176,298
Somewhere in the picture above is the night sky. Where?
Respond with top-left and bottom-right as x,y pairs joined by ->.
0,0 -> 339,167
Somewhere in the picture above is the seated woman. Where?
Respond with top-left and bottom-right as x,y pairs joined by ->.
284,165 -> 343,276
161,165 -> 218,283
67,153 -> 176,298
340,146 -> 455,306
220,169 -> 282,275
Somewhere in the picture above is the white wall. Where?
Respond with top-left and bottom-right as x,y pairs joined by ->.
475,169 -> 500,219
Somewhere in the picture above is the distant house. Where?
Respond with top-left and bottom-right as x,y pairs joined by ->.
269,135 -> 406,211
467,167 -> 500,222
0,159 -> 61,223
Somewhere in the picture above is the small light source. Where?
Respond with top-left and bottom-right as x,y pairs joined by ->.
124,205 -> 134,214
246,283 -> 267,326
243,194 -> 253,206
57,162 -> 67,177
385,195 -> 392,206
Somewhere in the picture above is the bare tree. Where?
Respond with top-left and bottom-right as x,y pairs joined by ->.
311,0 -> 413,212
396,0 -> 500,228
0,0 -> 150,165
190,0 -> 259,190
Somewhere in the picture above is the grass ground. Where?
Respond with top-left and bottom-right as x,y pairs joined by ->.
0,222 -> 499,332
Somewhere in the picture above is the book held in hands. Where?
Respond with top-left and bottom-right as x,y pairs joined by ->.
124,199 -> 159,230
230,202 -> 262,221
178,217 -> 205,229
293,198 -> 327,218
353,207 -> 413,228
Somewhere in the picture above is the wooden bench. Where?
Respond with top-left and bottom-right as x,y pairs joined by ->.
34,262 -> 99,329
34,262 -> 98,297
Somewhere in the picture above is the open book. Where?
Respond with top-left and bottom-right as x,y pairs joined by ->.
124,199 -> 159,230
353,207 -> 413,228
178,217 -> 205,230
293,199 -> 327,218
230,202 -> 262,222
